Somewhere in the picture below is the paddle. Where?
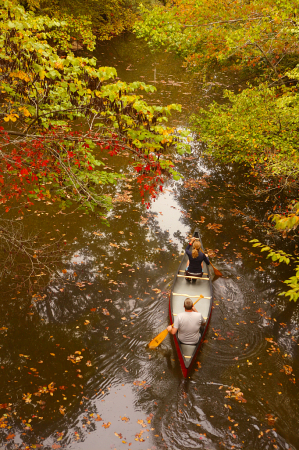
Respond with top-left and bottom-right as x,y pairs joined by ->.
209,261 -> 223,277
147,295 -> 204,349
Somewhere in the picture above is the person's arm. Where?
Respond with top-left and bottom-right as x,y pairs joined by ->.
168,316 -> 179,334
167,325 -> 178,335
185,245 -> 192,257
192,305 -> 198,312
186,236 -> 196,253
203,253 -> 210,265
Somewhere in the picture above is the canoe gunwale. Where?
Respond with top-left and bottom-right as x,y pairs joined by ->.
169,228 -> 213,378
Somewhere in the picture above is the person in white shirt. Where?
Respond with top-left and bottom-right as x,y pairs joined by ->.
167,298 -> 205,344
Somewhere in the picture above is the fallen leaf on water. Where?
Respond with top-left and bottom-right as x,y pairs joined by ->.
207,223 -> 223,233
90,308 -> 97,312
282,365 -> 292,375
121,417 -> 129,422
123,366 -> 129,372
133,380 -> 146,386
137,419 -> 147,428
102,422 -> 111,428
6,434 -> 15,440
95,414 -> 102,421
266,414 -> 277,425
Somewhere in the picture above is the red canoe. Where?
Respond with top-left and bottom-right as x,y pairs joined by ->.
169,228 -> 213,377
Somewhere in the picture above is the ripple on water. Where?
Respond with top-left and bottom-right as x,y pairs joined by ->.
203,274 -> 268,367
157,381 -> 229,450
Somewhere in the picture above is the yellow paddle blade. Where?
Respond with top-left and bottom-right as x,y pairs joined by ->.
148,328 -> 169,349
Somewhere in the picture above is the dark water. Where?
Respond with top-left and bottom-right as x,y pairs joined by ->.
0,34 -> 298,450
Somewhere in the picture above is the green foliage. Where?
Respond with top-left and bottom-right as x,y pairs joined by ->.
134,0 -> 299,74
0,1 -> 191,215
135,0 -> 299,303
272,201 -> 299,232
135,0 -> 299,193
250,239 -> 299,302
191,82 -> 299,179
21,0 -> 139,41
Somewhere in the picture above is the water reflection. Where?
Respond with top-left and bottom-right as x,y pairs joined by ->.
0,33 -> 298,450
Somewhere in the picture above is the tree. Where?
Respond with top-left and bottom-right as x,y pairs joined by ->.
191,80 -> 299,181
135,0 -> 299,224
0,1 -> 190,282
134,0 -> 299,76
135,0 -> 299,300
20,0 -> 147,42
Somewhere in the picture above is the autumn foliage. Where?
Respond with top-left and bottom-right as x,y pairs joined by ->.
135,0 -> 299,300
0,1 -> 190,217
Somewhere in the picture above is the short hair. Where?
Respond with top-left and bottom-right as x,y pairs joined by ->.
184,298 -> 193,310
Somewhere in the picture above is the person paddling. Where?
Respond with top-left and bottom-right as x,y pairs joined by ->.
185,236 -> 210,281
167,298 -> 205,345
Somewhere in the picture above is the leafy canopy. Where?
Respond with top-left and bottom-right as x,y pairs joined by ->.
134,0 -> 299,74
135,0 -> 299,300
21,0 -> 140,42
0,1 -> 191,216
251,239 -> 299,302
136,0 -> 299,231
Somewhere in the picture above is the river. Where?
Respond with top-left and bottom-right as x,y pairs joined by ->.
0,33 -> 298,450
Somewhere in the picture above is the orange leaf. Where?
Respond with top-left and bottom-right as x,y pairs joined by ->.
6,434 -> 15,440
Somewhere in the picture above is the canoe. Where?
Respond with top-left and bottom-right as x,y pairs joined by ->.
169,228 -> 213,378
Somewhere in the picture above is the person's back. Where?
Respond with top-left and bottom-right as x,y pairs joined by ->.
185,238 -> 209,274
175,310 -> 203,344
167,298 -> 205,345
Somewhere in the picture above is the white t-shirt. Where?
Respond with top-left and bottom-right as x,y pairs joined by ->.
173,311 -> 203,344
